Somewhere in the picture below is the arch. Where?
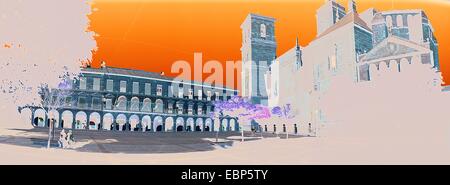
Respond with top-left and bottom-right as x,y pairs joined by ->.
129,115 -> 140,131
89,112 -> 101,130
154,99 -> 164,113
165,117 -> 175,132
115,96 -> 127,110
75,111 -> 87,130
48,109 -> 59,128
130,97 -> 140,111
386,15 -> 393,28
186,118 -> 194,132
399,58 -> 410,72
229,119 -> 236,131
116,114 -> 127,131
61,110 -> 73,129
205,118 -> 212,132
153,116 -> 163,132
33,109 -> 46,127
141,98 -> 152,112
195,118 -> 203,132
389,60 -> 399,72
396,14 -> 403,27
103,113 -> 114,130
19,108 -> 32,127
221,119 -> 228,132
141,115 -> 151,132
379,61 -> 388,73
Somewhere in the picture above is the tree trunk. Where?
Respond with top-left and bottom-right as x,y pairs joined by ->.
47,119 -> 52,149
215,130 -> 219,143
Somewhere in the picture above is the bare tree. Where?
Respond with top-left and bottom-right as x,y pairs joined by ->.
37,80 -> 72,148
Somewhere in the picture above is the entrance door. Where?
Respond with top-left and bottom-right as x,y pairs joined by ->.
176,125 -> 184,132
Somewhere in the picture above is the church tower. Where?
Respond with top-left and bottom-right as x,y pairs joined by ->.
241,13 -> 277,105
316,0 -> 346,36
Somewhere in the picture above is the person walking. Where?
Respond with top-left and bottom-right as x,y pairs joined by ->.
66,130 -> 74,148
58,129 -> 66,148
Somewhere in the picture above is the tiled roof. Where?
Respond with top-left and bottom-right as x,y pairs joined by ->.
316,12 -> 372,40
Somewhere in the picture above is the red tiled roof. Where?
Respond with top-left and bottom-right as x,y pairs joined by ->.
315,12 -> 372,40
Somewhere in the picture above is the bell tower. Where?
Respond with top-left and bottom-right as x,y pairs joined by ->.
241,13 -> 277,105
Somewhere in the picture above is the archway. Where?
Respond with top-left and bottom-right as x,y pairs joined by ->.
130,97 -> 140,111
116,114 -> 127,131
48,109 -> 59,128
195,118 -> 203,132
205,118 -> 212,132
33,109 -> 46,127
103,113 -> 114,130
19,108 -> 32,127
61,111 -> 73,129
165,117 -> 175,132
229,119 -> 236,131
89,112 -> 101,130
175,117 -> 184,132
154,99 -> 164,113
75,111 -> 87,129
186,118 -> 194,132
221,119 -> 228,132
142,98 -> 152,112
129,115 -> 139,131
115,96 -> 127,110
153,116 -> 163,132
141,115 -> 151,132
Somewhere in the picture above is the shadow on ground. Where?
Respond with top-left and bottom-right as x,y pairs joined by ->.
0,128 -> 303,154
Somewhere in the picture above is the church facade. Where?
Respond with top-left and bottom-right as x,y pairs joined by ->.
256,0 -> 440,135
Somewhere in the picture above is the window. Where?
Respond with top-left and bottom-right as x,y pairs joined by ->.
206,106 -> 211,114
156,84 -> 163,96
120,81 -> 127,93
274,81 -> 278,96
64,97 -> 72,107
154,99 -> 164,113
260,24 -> 266,38
79,77 -> 86,90
207,91 -> 211,101
168,85 -> 173,97
132,82 -> 139,94
214,92 -> 220,101
167,103 -> 173,114
197,90 -> 203,100
92,97 -> 101,110
177,102 -> 184,114
105,99 -> 112,110
178,86 -> 184,98
130,97 -> 140,111
329,55 -> 337,71
115,96 -> 127,110
188,89 -> 193,99
188,104 -> 193,115
106,79 -> 113,92
144,83 -> 151,95
93,78 -> 100,91
78,97 -> 87,108
141,98 -> 152,112
197,105 -> 203,115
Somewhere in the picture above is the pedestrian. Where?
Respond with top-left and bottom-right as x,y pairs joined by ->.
308,123 -> 312,136
58,129 -> 66,148
66,130 -> 74,148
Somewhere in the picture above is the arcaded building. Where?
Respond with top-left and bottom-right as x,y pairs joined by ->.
30,66 -> 239,133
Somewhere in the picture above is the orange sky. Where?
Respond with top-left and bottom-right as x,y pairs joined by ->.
89,0 -> 450,89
